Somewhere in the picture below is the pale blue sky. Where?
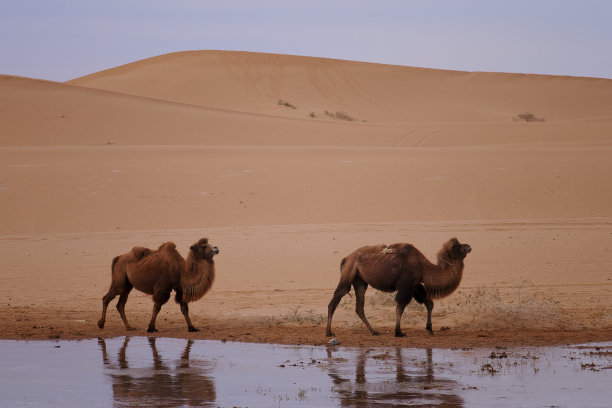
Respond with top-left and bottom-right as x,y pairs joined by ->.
1,0 -> 611,81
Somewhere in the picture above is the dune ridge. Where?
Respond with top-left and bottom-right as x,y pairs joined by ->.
68,50 -> 612,123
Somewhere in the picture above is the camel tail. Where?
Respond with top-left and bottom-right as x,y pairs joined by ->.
111,256 -> 120,274
337,257 -> 354,298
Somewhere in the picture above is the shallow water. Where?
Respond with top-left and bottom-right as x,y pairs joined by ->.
0,337 -> 610,407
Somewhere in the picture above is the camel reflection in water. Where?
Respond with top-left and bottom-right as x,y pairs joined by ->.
98,337 -> 216,408
326,347 -> 464,407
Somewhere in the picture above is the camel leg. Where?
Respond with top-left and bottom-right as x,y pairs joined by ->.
424,298 -> 434,335
179,300 -> 199,332
98,288 -> 118,329
395,283 -> 414,337
326,280 -> 351,337
394,301 -> 408,337
116,289 -> 135,331
412,282 -> 434,334
148,303 -> 162,333
148,290 -> 171,333
99,273 -> 133,330
354,277 -> 379,336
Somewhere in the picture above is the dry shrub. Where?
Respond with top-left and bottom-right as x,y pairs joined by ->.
340,280 -> 569,331
266,306 -> 324,326
514,111 -> 545,122
277,99 -> 297,109
324,110 -> 355,121
368,291 -> 396,307
446,281 -> 567,330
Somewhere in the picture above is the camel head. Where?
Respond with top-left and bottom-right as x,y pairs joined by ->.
438,237 -> 472,265
190,238 -> 219,260
447,237 -> 471,258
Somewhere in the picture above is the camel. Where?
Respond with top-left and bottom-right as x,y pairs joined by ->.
98,238 -> 219,333
326,238 -> 471,338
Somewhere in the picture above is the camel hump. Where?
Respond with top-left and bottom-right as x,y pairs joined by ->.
396,243 -> 415,256
158,242 -> 177,252
131,246 -> 152,261
379,243 -> 414,256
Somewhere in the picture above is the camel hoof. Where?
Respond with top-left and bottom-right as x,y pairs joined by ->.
326,331 -> 335,337
395,332 -> 406,338
188,327 -> 200,333
426,328 -> 434,335
97,320 -> 105,329
147,327 -> 158,333
371,331 -> 381,336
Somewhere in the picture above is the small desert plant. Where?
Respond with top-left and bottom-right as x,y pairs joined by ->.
309,112 -> 316,118
368,291 -> 396,307
324,110 -> 355,121
514,111 -> 545,122
333,111 -> 354,121
447,281 -> 566,330
277,99 -> 297,109
265,306 -> 324,326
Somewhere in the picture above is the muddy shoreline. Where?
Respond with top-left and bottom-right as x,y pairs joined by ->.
4,306 -> 612,349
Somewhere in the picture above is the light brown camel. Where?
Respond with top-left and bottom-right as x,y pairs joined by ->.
326,238 -> 471,337
98,238 -> 219,333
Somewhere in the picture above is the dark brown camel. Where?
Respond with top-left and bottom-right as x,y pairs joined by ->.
98,238 -> 219,333
326,238 -> 471,337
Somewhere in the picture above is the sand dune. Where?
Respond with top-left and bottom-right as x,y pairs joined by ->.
1,51 -> 611,346
0,74 -> 407,147
68,50 -> 612,123
4,71 -> 612,148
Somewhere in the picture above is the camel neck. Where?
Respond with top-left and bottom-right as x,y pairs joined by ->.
181,256 -> 215,303
424,258 -> 464,299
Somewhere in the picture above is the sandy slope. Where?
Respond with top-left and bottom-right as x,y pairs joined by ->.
68,50 -> 612,123
0,75 -> 409,147
1,51 -> 611,347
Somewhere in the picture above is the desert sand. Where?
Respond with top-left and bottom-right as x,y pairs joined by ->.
1,51 -> 611,347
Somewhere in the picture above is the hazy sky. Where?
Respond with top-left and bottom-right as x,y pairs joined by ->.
1,0 -> 611,81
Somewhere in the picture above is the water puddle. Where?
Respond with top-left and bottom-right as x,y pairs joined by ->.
0,337 -> 610,407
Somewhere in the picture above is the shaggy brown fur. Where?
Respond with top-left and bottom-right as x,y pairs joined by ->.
98,238 -> 219,333
326,238 -> 471,338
